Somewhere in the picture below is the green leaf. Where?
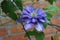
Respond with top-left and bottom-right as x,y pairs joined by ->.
46,12 -> 52,19
8,12 -> 17,20
25,29 -> 36,37
52,10 -> 57,14
1,0 -> 18,20
13,0 -> 23,11
46,0 -> 56,4
44,5 -> 59,14
1,0 -> 17,13
44,5 -> 60,10
25,29 -> 45,40
35,32 -> 45,40
43,22 -> 47,28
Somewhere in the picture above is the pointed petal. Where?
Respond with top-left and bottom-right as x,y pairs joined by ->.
22,9 -> 29,14
25,5 -> 34,13
24,23 -> 32,30
39,19 -> 45,22
31,18 -> 36,23
26,19 -> 31,23
35,23 -> 44,32
22,15 -> 31,19
36,8 -> 46,17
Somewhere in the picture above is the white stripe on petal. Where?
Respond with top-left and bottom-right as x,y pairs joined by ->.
35,23 -> 44,32
24,24 -> 32,30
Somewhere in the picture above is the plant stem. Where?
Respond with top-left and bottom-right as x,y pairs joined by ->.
48,23 -> 60,28
21,23 -> 31,40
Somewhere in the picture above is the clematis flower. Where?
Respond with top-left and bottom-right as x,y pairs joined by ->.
18,5 -> 48,32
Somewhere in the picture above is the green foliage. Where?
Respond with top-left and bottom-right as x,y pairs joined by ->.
46,12 -> 52,19
1,0 -> 18,20
13,0 -> 23,11
25,29 -> 45,40
46,0 -> 56,4
8,12 -> 17,20
44,5 -> 60,11
43,5 -> 60,20
35,32 -> 44,40
43,22 -> 48,28
1,0 -> 17,14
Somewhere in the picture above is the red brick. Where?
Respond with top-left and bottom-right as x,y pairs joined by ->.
57,10 -> 60,16
44,36 -> 52,40
3,37 -> 9,40
11,24 -> 25,33
33,4 -> 40,9
17,24 -> 24,32
11,26 -> 18,33
50,18 -> 59,25
9,36 -> 16,40
16,34 -> 28,40
3,33 -> 28,40
23,1 -> 32,6
43,25 -> 54,34
55,1 -> 60,7
0,28 -> 7,36
39,4 -> 49,9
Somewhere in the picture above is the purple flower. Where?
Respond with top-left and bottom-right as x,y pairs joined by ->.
18,5 -> 48,32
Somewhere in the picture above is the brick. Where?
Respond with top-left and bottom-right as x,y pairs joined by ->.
58,19 -> 60,24
0,28 -> 7,36
44,36 -> 52,40
39,4 -> 49,9
9,36 -> 16,40
32,0 -> 39,3
3,33 -> 28,40
43,25 -> 54,34
3,37 -> 9,40
16,24 -> 24,32
23,1 -> 32,6
16,33 -> 28,40
55,1 -> 60,7
50,18 -> 59,25
33,3 -> 40,9
11,24 -> 25,33
11,26 -> 18,33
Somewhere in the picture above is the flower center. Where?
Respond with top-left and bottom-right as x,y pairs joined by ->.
30,12 -> 37,17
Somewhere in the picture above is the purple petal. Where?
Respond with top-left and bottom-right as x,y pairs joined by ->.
24,23 -> 32,30
26,19 -> 31,23
36,8 -> 46,17
22,15 -> 31,19
35,23 -> 44,32
31,18 -> 37,23
39,19 -> 45,22
22,9 -> 29,14
25,5 -> 34,13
